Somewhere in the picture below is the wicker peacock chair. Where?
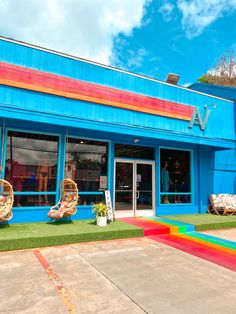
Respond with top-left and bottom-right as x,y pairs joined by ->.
0,179 -> 14,222
48,179 -> 79,219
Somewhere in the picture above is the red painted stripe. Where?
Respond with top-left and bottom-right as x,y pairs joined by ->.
0,62 -> 194,120
120,217 -> 236,272
33,249 -> 76,313
150,234 -> 236,272
1,70 -> 192,117
0,61 -> 190,113
119,217 -> 170,236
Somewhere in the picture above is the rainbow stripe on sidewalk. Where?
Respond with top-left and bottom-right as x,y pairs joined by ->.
120,217 -> 236,272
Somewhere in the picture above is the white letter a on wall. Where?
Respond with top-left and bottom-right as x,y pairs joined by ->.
188,107 -> 210,130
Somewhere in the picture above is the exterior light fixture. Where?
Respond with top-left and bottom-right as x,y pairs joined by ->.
166,73 -> 180,85
80,141 -> 84,144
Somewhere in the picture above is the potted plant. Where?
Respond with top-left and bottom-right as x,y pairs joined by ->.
92,202 -> 108,226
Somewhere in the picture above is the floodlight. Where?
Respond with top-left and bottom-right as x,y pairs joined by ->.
166,73 -> 180,85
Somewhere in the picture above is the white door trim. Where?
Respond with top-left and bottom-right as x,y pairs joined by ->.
114,158 -> 155,217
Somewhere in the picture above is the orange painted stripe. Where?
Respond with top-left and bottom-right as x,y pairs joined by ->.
0,78 -> 192,120
1,64 -> 194,117
1,66 -> 193,116
34,249 -> 76,313
0,62 -> 194,120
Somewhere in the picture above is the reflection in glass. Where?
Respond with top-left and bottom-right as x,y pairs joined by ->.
136,164 -> 152,210
79,194 -> 105,206
13,195 -> 56,207
5,131 -> 58,206
66,138 -> 108,192
115,144 -> 154,160
115,162 -> 133,210
160,194 -> 191,204
160,148 -> 191,205
115,192 -> 133,211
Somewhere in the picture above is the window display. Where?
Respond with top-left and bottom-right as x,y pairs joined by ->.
5,131 -> 58,206
160,148 -> 191,204
66,138 -> 108,205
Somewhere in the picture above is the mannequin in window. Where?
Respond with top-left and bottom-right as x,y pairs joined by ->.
161,161 -> 171,203
37,158 -> 51,205
172,161 -> 183,203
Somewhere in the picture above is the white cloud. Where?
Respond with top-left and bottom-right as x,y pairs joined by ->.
127,48 -> 149,68
177,0 -> 236,39
0,0 -> 150,64
159,1 -> 174,21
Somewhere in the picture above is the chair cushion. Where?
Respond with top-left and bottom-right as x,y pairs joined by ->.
210,194 -> 236,211
210,194 -> 225,209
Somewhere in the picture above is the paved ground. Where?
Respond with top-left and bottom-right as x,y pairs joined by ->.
0,234 -> 236,314
201,228 -> 236,242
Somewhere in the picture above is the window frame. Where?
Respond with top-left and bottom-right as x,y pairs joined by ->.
159,146 -> 194,206
65,135 -> 111,206
2,127 -> 61,208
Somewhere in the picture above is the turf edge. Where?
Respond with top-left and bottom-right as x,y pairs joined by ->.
0,228 -> 144,252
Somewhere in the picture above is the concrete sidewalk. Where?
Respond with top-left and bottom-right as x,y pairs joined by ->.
0,235 -> 235,314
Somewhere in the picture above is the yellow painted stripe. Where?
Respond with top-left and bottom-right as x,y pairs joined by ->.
0,78 -> 191,121
177,233 -> 236,255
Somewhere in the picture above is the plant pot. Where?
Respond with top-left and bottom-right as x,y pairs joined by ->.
97,216 -> 107,227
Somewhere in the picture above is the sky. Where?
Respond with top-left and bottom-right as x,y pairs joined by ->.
0,0 -> 235,85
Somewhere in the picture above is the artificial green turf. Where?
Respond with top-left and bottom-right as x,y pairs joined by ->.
0,220 -> 143,252
161,214 -> 236,231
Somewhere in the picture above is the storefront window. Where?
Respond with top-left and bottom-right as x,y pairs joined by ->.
160,148 -> 191,204
66,138 -> 108,205
4,131 -> 58,206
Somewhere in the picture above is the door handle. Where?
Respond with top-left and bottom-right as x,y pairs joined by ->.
136,191 -> 140,199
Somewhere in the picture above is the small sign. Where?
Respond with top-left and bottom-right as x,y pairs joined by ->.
99,176 -> 107,189
105,190 -> 114,221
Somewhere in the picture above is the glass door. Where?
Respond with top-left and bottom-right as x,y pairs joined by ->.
136,163 -> 153,215
115,159 -> 155,217
115,161 -> 133,212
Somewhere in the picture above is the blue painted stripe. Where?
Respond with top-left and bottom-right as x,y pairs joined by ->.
78,192 -> 104,195
155,217 -> 194,226
160,192 -> 192,195
14,192 -> 57,195
12,204 -> 93,210
187,232 -> 236,249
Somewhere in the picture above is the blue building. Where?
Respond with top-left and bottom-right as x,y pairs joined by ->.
0,36 -> 235,223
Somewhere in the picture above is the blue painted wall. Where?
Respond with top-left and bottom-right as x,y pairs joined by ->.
213,149 -> 236,194
10,206 -> 95,224
0,38 -> 235,148
0,85 -> 235,149
189,83 -> 236,198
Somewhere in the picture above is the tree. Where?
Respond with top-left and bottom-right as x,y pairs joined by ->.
198,51 -> 236,87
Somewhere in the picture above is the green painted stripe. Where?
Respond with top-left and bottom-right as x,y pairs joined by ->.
185,232 -> 236,250
147,217 -> 194,234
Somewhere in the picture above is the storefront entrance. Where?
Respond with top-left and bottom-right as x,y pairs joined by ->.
114,159 -> 155,217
